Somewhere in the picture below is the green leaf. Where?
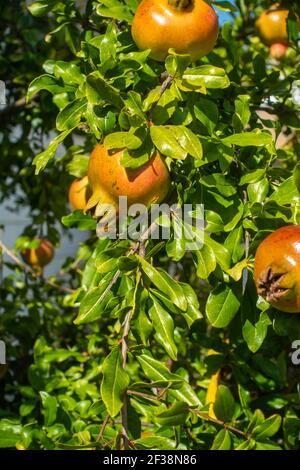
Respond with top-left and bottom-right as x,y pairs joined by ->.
206,284 -> 240,328
28,0 -> 57,17
56,98 -> 87,131
214,385 -> 236,423
204,235 -> 231,270
137,354 -> 201,406
194,98 -> 219,134
27,74 -> 74,101
224,226 -> 244,263
33,128 -> 76,174
137,354 -> 180,383
66,154 -> 89,178
139,258 -> 187,311
222,130 -> 273,147
252,415 -> 282,440
180,283 -> 203,326
283,412 -> 300,450
61,212 -> 97,231
213,1 -> 237,12
173,126 -> 203,160
200,174 -> 236,197
293,163 -> 300,193
226,259 -> 248,282
96,1 -> 134,24
247,178 -> 269,204
101,346 -> 129,418
183,65 -> 230,89
104,132 -> 142,151
196,245 -> 217,279
149,297 -> 177,360
134,436 -> 183,450
155,402 -> 189,426
150,126 -> 187,160
239,169 -> 266,186
39,392 -> 57,426
74,273 -> 117,324
233,95 -> 251,129
0,420 -> 21,449
86,72 -> 124,109
165,52 -> 191,77
269,176 -> 300,205
54,61 -> 84,85
211,429 -> 232,450
242,311 -> 271,353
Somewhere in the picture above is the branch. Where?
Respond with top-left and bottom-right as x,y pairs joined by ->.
148,73 -> 174,122
191,409 -> 249,440
96,414 -> 110,442
0,240 -> 75,294
159,73 -> 173,96
120,310 -> 131,450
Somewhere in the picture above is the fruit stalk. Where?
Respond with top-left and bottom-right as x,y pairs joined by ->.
168,0 -> 192,10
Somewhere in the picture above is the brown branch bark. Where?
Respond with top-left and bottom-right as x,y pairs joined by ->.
191,409 -> 249,440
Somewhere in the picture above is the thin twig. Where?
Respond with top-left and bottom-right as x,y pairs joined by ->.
120,309 -> 132,450
0,240 -> 75,294
159,73 -> 173,96
96,414 -> 110,442
192,409 -> 249,440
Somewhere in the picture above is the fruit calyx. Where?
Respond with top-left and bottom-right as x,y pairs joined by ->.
257,267 -> 290,302
168,0 -> 192,11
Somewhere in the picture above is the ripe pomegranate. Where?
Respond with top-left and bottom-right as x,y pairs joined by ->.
86,144 -> 171,215
21,239 -> 54,269
269,42 -> 288,60
254,226 -> 300,313
68,176 -> 91,211
131,0 -> 219,62
256,4 -> 298,46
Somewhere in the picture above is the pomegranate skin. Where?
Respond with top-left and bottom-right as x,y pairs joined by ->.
86,144 -> 171,215
254,225 -> 300,313
21,239 -> 54,269
131,0 -> 219,62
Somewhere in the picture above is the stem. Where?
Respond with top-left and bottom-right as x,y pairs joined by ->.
243,190 -> 250,293
191,409 -> 249,440
168,0 -> 192,10
160,73 -> 173,97
120,311 -> 131,450
148,73 -> 174,122
0,240 -> 74,294
96,414 -> 109,442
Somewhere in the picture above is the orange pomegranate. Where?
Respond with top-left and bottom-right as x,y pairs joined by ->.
256,5 -> 295,46
269,42 -> 288,60
68,176 -> 91,211
86,144 -> 171,215
254,226 -> 300,313
21,239 -> 54,269
131,0 -> 219,62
